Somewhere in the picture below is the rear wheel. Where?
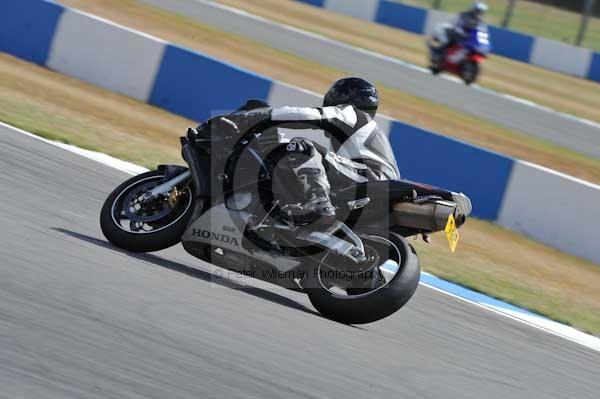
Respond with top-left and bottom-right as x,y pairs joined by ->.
100,170 -> 196,252
461,61 -> 479,85
304,232 -> 420,324
429,51 -> 442,75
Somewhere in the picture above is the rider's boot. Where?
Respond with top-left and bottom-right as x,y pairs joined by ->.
295,167 -> 336,220
284,139 -> 336,225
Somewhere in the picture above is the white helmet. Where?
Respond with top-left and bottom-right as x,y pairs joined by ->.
471,2 -> 488,15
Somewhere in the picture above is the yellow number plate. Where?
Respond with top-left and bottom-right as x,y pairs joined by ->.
445,214 -> 460,253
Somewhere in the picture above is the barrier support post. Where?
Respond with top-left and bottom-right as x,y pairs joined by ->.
576,0 -> 596,46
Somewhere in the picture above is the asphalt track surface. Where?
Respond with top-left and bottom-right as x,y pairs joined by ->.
1,125 -> 600,398
142,0 -> 600,159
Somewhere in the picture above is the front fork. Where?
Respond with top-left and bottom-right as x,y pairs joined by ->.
143,134 -> 209,202
147,168 -> 191,198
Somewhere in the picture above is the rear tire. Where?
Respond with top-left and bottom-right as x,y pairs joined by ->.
461,61 -> 479,85
100,170 -> 195,253
429,52 -> 442,75
304,232 -> 420,324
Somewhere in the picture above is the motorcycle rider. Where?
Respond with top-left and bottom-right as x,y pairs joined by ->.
454,1 -> 488,34
194,77 -> 399,225
431,2 -> 488,64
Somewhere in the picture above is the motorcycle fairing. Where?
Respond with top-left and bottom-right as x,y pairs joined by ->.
181,202 -> 303,273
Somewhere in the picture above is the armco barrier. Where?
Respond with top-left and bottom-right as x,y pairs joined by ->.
326,0 -> 380,21
294,0 -> 600,82
487,26 -> 534,63
47,8 -> 166,102
389,122 -> 514,221
588,53 -> 600,82
498,162 -> 600,264
376,1 -> 427,34
530,38 -> 592,78
1,0 -> 599,265
149,45 -> 273,121
0,0 -> 63,65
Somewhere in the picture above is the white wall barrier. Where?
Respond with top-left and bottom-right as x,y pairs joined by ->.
424,9 -> 452,37
498,161 -> 600,264
530,38 -> 593,78
324,0 -> 380,22
268,81 -> 320,108
47,9 -> 166,102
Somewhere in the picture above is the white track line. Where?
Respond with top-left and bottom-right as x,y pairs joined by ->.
4,120 -> 599,352
420,274 -> 600,352
3,123 -> 148,175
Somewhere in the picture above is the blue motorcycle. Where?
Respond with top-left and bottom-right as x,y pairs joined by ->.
428,23 -> 491,85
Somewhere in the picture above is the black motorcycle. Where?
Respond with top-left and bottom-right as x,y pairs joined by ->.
100,123 -> 471,324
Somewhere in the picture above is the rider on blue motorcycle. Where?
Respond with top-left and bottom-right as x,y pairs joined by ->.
432,1 -> 488,63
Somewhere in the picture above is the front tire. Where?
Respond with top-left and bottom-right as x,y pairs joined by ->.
304,232 -> 420,324
100,170 -> 195,253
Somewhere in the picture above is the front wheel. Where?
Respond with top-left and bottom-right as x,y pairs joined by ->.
304,232 -> 420,324
100,170 -> 195,252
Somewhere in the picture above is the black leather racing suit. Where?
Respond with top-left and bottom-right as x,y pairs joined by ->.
203,102 -> 399,219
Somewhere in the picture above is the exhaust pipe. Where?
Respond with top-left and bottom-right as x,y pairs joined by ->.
393,200 -> 457,232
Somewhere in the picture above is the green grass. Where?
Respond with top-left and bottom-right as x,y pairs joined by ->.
412,220 -> 600,336
0,88 -> 184,171
401,0 -> 600,51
